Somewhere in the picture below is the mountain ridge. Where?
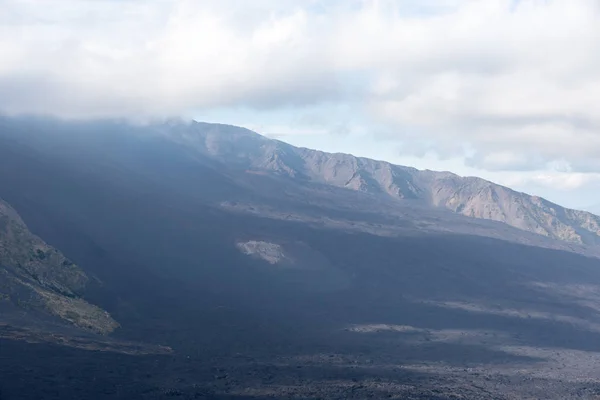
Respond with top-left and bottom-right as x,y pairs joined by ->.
162,121 -> 600,246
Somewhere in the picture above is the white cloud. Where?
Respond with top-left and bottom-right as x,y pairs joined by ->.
0,0 -> 338,117
499,172 -> 600,192
1,0 -> 600,180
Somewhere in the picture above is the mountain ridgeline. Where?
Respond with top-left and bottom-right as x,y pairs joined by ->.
164,121 -> 600,246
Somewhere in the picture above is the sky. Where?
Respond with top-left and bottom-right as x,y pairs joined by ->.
1,0 -> 600,210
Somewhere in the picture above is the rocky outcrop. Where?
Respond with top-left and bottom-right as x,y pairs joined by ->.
0,198 -> 118,334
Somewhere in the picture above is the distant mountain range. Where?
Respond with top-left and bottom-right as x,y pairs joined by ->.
162,121 -> 600,246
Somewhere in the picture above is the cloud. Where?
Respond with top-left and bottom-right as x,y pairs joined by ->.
356,0 -> 600,169
0,0 -> 339,117
1,0 -> 600,175
499,172 -> 600,191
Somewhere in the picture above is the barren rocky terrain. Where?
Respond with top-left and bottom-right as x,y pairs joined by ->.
1,117 -> 600,399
